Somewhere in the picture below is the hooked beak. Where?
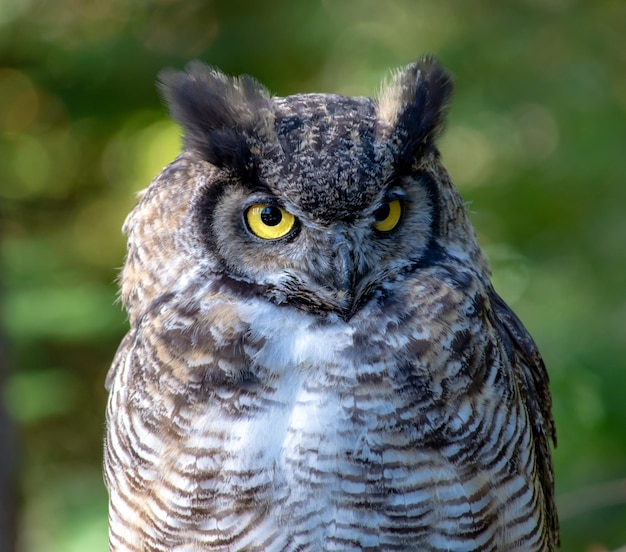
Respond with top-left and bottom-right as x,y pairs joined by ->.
330,233 -> 355,315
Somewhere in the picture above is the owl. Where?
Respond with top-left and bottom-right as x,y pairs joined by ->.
104,56 -> 559,551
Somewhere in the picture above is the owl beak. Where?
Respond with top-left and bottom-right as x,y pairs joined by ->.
331,236 -> 355,313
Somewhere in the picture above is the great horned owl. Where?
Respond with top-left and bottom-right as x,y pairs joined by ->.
104,56 -> 558,551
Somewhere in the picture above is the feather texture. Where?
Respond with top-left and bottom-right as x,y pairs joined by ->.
105,57 -> 558,551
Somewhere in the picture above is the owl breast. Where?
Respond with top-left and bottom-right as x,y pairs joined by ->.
145,266 -> 541,552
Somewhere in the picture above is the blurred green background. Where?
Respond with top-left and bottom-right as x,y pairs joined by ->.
1,0 -> 625,550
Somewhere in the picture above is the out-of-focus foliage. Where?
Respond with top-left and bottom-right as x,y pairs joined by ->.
1,0 -> 624,550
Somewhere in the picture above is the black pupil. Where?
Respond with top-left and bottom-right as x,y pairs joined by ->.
374,203 -> 390,221
260,206 -> 283,226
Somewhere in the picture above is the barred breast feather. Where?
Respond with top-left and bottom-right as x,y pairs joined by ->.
105,263 -> 557,551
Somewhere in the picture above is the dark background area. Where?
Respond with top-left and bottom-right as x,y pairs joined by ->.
1,0 -> 625,550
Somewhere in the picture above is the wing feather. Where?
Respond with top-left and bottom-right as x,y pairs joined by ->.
489,288 -> 559,546
105,331 -> 135,391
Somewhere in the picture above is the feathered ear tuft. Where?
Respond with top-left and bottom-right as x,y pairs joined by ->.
378,56 -> 453,168
158,62 -> 272,174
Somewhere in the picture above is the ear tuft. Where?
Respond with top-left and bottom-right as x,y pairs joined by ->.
378,56 -> 453,166
158,62 -> 272,173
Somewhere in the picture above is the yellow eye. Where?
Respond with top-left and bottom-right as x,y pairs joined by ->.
245,204 -> 296,240
373,199 -> 402,232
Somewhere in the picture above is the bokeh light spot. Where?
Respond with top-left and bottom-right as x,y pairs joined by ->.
440,125 -> 495,189
515,103 -> 560,162
4,135 -> 51,199
0,68 -> 40,133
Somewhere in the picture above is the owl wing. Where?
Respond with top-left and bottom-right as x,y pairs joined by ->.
105,330 -> 135,391
488,288 -> 559,546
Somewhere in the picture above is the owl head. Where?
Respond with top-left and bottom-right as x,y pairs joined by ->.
120,57 -> 489,323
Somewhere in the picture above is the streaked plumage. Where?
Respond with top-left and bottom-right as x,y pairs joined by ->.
105,57 -> 558,551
